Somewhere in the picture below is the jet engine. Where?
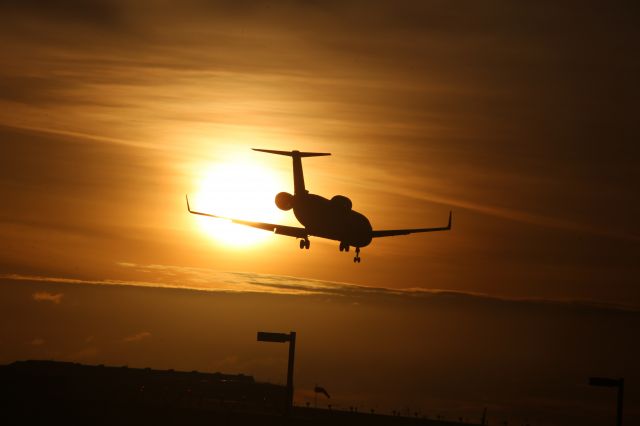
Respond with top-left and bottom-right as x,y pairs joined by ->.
275,192 -> 294,211
331,195 -> 352,210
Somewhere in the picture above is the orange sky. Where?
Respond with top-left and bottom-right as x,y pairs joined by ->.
0,1 -> 638,305
1,2 -> 639,424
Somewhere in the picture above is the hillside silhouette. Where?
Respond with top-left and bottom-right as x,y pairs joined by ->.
1,360 -> 481,425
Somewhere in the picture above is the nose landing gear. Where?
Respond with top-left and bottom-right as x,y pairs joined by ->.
353,247 -> 361,263
299,238 -> 310,250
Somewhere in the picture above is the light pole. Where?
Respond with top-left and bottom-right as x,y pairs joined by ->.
257,331 -> 296,416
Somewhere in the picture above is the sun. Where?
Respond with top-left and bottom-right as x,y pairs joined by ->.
191,158 -> 288,247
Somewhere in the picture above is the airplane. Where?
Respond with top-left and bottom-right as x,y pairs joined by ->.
186,149 -> 452,263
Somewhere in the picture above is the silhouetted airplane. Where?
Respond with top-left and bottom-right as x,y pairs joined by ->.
186,149 -> 452,262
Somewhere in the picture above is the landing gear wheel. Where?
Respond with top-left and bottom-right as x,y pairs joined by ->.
305,239 -> 310,249
353,247 -> 361,263
299,240 -> 305,249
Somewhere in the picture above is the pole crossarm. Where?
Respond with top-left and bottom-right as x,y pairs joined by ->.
257,332 -> 291,343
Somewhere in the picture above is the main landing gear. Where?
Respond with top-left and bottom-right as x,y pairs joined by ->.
340,242 -> 361,263
353,247 -> 361,263
299,238 -> 310,250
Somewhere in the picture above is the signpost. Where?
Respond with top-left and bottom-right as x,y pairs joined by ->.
589,377 -> 624,426
257,332 -> 291,343
257,331 -> 296,416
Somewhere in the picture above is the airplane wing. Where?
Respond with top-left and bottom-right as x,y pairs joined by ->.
185,195 -> 308,239
371,211 -> 452,238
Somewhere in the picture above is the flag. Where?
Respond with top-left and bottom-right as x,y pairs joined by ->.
314,385 -> 330,398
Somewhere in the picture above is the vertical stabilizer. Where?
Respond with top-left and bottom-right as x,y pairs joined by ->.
252,149 -> 330,195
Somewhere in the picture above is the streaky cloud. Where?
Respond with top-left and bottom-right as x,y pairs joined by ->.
32,291 -> 63,304
3,264 -> 638,314
122,331 -> 152,343
377,181 -> 640,243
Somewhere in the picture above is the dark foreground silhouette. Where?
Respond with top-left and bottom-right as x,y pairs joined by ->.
187,149 -> 452,263
0,360 -> 480,425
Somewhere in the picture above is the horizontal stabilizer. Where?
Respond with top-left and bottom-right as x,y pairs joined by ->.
252,148 -> 330,157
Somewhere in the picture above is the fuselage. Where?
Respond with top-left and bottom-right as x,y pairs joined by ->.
292,193 -> 373,248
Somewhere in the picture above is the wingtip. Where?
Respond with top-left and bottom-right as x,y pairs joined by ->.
448,210 -> 452,229
185,194 -> 191,212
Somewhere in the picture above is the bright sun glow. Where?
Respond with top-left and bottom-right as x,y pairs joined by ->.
192,158 -> 288,247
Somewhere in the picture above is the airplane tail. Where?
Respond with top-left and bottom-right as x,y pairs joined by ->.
253,149 -> 330,195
